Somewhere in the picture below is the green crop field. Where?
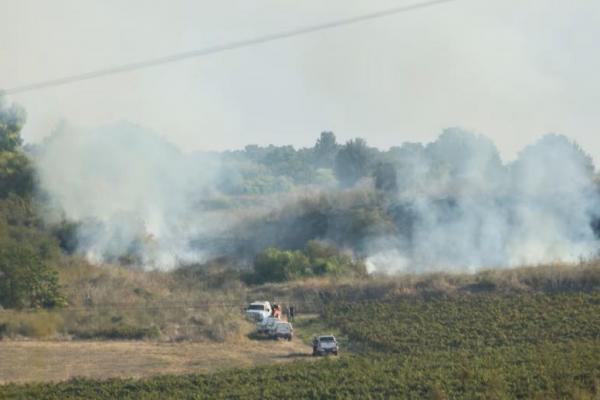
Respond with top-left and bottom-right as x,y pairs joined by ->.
4,289 -> 600,399
325,291 -> 600,353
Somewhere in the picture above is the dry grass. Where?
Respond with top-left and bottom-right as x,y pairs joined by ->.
0,310 -> 64,338
19,257 -> 252,341
0,337 -> 312,384
6,256 -> 600,340
250,260 -> 600,311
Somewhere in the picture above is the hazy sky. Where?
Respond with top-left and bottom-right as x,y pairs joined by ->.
1,0 -> 599,162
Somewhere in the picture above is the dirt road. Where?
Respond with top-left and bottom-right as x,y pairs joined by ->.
0,338 -> 312,384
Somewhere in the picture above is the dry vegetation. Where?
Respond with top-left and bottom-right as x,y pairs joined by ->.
0,338 -> 312,384
3,258 -> 600,342
253,259 -> 600,310
1,257 -> 250,341
5,268 -> 600,399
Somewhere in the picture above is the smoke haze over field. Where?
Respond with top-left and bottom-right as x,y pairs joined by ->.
2,1 -> 600,273
34,123 -> 600,272
36,122 -> 225,267
367,131 -> 600,273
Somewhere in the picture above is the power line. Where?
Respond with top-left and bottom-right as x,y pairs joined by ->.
2,0 -> 459,95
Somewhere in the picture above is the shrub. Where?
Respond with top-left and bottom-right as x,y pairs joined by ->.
0,310 -> 64,338
0,245 -> 66,309
73,324 -> 160,340
251,241 -> 366,284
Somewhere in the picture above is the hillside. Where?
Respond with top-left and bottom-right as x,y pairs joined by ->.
4,264 -> 600,399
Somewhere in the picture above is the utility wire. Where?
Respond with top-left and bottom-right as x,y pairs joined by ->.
2,0 -> 459,95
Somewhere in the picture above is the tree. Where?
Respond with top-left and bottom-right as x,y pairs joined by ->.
0,245 -> 65,309
374,162 -> 398,193
334,138 -> 371,187
314,131 -> 338,168
0,97 -> 26,152
0,97 -> 34,198
0,151 -> 35,198
253,247 -> 310,283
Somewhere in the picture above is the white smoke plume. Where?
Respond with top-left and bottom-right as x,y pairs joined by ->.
35,121 -> 230,269
366,130 -> 600,273
34,122 -> 600,273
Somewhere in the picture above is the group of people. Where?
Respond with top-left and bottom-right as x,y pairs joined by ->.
270,304 -> 296,322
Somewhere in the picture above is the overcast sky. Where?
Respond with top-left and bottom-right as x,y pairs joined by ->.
1,0 -> 599,163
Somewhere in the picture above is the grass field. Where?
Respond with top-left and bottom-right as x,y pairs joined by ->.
0,338 -> 312,385
4,285 -> 600,399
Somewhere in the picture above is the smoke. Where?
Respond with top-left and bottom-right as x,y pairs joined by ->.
34,122 -> 600,273
35,121 -> 233,269
366,129 -> 600,273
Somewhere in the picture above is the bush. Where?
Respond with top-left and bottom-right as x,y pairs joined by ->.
251,241 -> 366,284
253,248 -> 310,283
0,310 -> 64,338
0,245 -> 66,309
73,324 -> 160,340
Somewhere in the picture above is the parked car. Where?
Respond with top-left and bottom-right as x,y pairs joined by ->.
245,301 -> 272,322
256,316 -> 279,335
312,335 -> 339,356
270,322 -> 293,341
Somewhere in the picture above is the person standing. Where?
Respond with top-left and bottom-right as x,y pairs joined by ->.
289,305 -> 295,322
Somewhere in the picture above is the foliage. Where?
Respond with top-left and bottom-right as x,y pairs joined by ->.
0,245 -> 66,309
72,324 -> 160,340
0,97 -> 26,152
313,131 -> 339,168
0,98 -> 34,199
0,310 -> 64,338
373,161 -> 398,193
219,188 -> 398,262
0,150 -> 35,199
334,138 -> 371,187
0,195 -> 65,309
251,241 -> 366,283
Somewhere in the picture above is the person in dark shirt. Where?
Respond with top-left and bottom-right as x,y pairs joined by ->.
289,305 -> 295,322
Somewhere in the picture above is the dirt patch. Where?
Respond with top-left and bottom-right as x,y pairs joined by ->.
0,338 -> 312,384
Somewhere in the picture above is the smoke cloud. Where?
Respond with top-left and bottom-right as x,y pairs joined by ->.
35,122 -> 230,268
34,123 -> 600,273
367,130 -> 600,273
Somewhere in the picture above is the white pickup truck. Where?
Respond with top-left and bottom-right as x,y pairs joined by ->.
245,301 -> 272,322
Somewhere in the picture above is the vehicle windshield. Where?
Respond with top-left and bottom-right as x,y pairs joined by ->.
248,304 -> 265,311
319,336 -> 335,342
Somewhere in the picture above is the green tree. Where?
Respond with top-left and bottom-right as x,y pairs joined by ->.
373,162 -> 398,193
334,138 -> 371,187
252,242 -> 366,283
253,247 -> 310,283
0,245 -> 65,309
313,131 -> 338,168
0,97 -> 34,198
0,97 -> 25,152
